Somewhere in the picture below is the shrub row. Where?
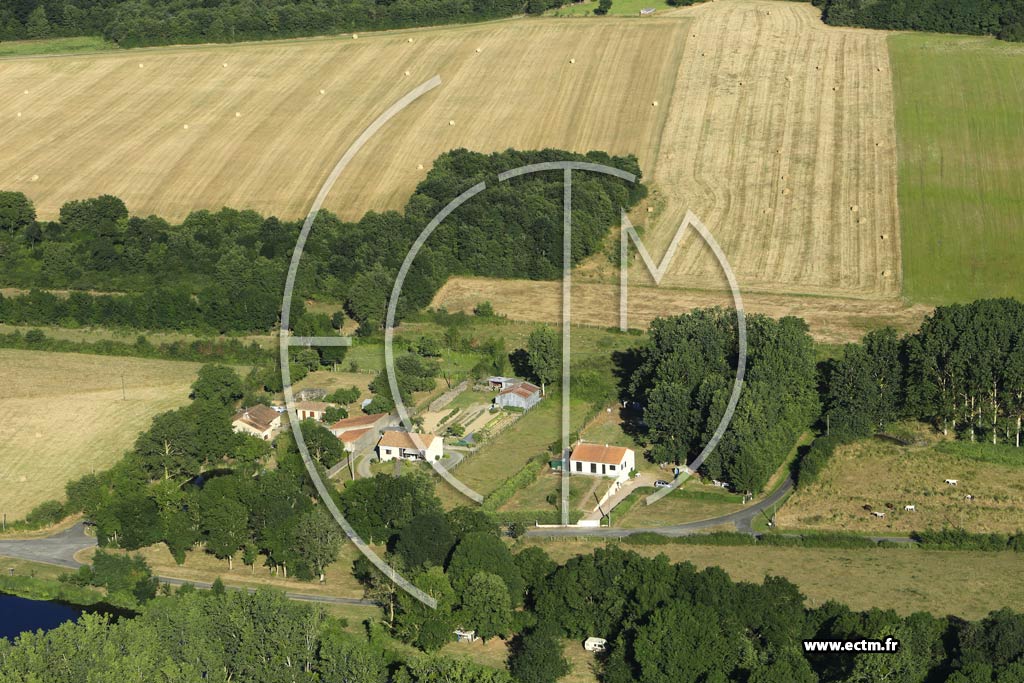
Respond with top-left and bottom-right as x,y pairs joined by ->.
482,455 -> 547,512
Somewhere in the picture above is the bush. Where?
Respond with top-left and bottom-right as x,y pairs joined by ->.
24,500 -> 67,527
795,435 -> 851,488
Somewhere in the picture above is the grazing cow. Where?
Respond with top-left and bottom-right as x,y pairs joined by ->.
944,479 -> 958,486
904,505 -> 916,512
885,503 -> 895,510
871,511 -> 886,518
862,504 -> 873,512
965,494 -> 975,501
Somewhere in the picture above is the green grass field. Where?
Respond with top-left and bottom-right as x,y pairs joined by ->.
778,434 -> 1024,535
522,538 -> 1024,620
890,34 -> 1024,304
0,36 -> 116,58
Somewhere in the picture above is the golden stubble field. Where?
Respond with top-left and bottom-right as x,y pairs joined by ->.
431,1 -> 915,342
0,17 -> 686,221
0,349 -> 200,519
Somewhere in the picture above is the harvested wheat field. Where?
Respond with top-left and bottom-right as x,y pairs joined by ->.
433,276 -> 931,344
0,349 -> 202,520
624,0 -> 902,299
0,18 -> 687,221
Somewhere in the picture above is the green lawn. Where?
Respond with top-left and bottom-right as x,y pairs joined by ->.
0,36 -> 116,58
548,0 -> 675,17
890,34 -> 1024,304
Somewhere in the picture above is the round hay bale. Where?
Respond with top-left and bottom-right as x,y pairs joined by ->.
475,48 -> 482,53
404,70 -> 410,76
448,120 -> 455,126
763,207 -> 773,214
352,33 -> 358,39
832,86 -> 838,91
782,187 -> 791,196
569,58 -> 575,64
882,270 -> 890,277
880,234 -> 887,240
875,141 -> 881,147
222,62 -> 228,68
851,205 -> 859,212
16,112 -> 22,118
417,164 -> 424,170
30,174 -> 39,181
235,112 -> 241,118
647,206 -> 654,213
652,100 -> 658,107
183,124 -> 189,130
815,65 -> 821,71
319,89 -> 326,95
785,76 -> 792,82
23,89 -> 29,95
138,63 -> 144,68
407,37 -> 414,43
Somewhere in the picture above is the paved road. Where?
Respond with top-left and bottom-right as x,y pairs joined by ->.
529,477 -> 798,538
0,522 -> 97,568
0,522 -> 372,606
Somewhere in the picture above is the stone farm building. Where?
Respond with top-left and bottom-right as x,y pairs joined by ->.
231,405 -> 282,441
329,412 -> 394,453
377,430 -> 443,462
293,401 -> 332,421
493,381 -> 542,411
569,443 -> 635,482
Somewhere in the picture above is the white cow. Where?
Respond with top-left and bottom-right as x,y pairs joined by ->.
944,479 -> 958,486
965,494 -> 975,501
904,505 -> 916,512
871,511 -> 886,518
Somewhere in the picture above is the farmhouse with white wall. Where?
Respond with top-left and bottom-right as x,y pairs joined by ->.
569,443 -> 635,483
377,430 -> 444,462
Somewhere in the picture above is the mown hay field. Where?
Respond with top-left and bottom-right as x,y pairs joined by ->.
431,0 -> 918,343
0,349 -> 201,520
890,33 -> 1024,304
0,17 -> 687,222
777,437 -> 1024,535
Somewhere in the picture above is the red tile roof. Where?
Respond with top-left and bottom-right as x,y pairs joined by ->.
378,431 -> 436,450
231,405 -> 280,432
338,427 -> 372,443
570,443 -> 631,466
330,412 -> 387,431
499,382 -> 541,399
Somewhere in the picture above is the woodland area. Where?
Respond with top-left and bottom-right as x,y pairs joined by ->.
0,148 -> 644,335
0,0 -> 569,47
812,0 -> 1024,41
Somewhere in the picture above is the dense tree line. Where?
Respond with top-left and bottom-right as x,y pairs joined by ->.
0,584 -> 518,682
626,309 -> 819,492
825,299 -> 1024,446
6,541 -> 1023,681
0,148 -> 644,335
809,0 -> 1024,42
0,0 -> 568,47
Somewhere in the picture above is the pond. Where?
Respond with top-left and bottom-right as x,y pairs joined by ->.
0,593 -> 82,640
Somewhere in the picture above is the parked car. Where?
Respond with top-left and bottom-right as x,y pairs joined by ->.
654,480 -> 672,489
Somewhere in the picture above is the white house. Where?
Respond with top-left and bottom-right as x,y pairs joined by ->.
377,431 -> 444,462
231,405 -> 282,441
569,443 -> 635,482
293,401 -> 332,421
493,382 -> 542,411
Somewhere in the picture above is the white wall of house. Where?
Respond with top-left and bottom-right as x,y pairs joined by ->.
571,449 -> 635,483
